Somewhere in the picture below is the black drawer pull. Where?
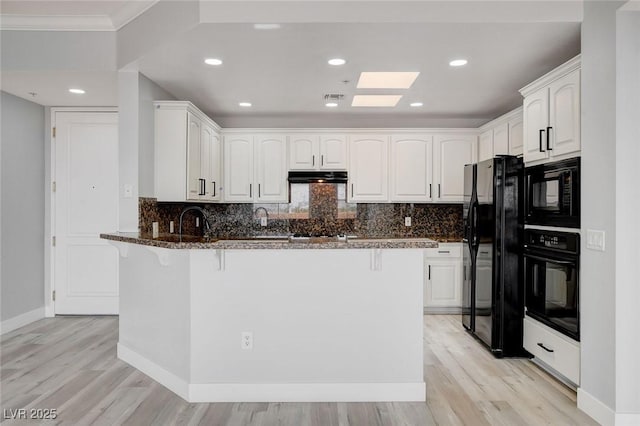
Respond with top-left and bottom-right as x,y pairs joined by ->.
537,342 -> 554,353
438,250 -> 450,254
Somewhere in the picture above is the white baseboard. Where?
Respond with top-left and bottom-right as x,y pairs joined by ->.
118,343 -> 426,403
0,307 -> 45,335
117,343 -> 190,401
578,387 -> 615,426
615,413 -> 640,425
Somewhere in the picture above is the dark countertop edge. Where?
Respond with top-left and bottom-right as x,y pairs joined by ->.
100,233 -> 442,250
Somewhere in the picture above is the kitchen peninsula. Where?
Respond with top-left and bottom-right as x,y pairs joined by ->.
101,233 -> 436,402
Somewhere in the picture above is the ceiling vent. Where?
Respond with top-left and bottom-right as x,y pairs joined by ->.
324,94 -> 345,101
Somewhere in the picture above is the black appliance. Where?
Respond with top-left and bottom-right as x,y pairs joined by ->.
523,229 -> 580,341
462,156 -> 527,357
525,157 -> 580,228
288,171 -> 348,184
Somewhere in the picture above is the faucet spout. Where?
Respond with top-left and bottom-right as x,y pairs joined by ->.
178,206 -> 211,242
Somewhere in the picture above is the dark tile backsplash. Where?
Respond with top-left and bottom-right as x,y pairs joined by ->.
140,197 -> 463,241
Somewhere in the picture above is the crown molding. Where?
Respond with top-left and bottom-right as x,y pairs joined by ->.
111,0 -> 159,30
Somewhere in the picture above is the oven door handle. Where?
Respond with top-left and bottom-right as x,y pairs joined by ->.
523,252 -> 575,265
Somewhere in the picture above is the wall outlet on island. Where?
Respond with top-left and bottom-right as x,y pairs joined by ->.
241,332 -> 253,350
260,217 -> 268,227
169,221 -> 174,233
405,217 -> 412,227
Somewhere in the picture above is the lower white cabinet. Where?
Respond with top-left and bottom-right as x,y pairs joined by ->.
524,316 -> 580,385
424,244 -> 462,313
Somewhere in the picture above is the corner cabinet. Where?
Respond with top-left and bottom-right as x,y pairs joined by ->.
289,135 -> 347,170
520,56 -> 580,165
424,244 -> 463,313
223,133 -> 288,203
477,107 -> 523,162
433,134 -> 477,203
348,135 -> 389,202
390,135 -> 433,202
154,101 -> 222,203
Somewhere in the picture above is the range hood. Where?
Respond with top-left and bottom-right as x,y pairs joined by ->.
288,171 -> 348,184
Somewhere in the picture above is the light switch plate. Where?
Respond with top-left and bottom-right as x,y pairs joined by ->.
586,229 -> 605,251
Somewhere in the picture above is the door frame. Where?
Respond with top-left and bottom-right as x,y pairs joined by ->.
46,107 -> 118,317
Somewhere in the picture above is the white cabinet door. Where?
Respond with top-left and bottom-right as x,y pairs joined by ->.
255,135 -> 288,202
509,117 -> 524,156
523,88 -> 549,163
478,129 -> 493,162
207,127 -> 222,201
425,260 -> 462,308
200,124 -> 213,201
319,135 -> 348,170
390,135 -> 433,202
289,135 -> 318,170
186,113 -> 202,201
549,69 -> 580,157
223,135 -> 254,202
493,122 -> 509,156
433,134 -> 477,203
348,135 -> 389,202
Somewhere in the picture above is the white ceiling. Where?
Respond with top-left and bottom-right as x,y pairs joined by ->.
0,1 -> 581,128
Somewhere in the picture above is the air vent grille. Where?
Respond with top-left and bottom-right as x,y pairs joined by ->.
324,94 -> 345,101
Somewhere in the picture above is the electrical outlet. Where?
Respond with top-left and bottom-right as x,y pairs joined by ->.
241,332 -> 253,350
152,222 -> 159,238
169,221 -> 174,233
260,217 -> 268,227
404,216 -> 412,227
195,217 -> 200,228
586,229 -> 605,251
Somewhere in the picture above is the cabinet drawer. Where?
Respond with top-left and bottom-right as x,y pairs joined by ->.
425,244 -> 461,258
523,317 -> 580,384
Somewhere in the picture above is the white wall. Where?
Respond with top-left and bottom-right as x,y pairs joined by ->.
0,92 -> 45,322
138,73 -> 176,198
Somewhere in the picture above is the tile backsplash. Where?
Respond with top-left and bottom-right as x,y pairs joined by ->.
140,197 -> 463,241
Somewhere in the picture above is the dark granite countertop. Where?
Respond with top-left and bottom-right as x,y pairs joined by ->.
100,233 -> 440,250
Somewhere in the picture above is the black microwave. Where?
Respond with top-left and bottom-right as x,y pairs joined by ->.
525,157 -> 580,228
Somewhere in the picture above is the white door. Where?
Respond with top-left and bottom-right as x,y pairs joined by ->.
508,117 -> 524,156
223,135 -> 253,202
319,135 -> 348,170
186,113 -> 202,201
433,134 -> 477,202
425,260 -> 462,308
54,111 -> 119,314
478,129 -> 494,162
523,88 -> 549,163
255,135 -> 288,202
289,135 -> 318,170
390,135 -> 433,202
548,69 -> 581,157
348,135 -> 389,202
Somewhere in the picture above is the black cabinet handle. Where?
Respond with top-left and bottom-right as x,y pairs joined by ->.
258,183 -> 261,198
428,265 -> 431,280
539,129 -> 546,152
312,155 -> 315,166
199,178 -> 205,196
351,183 -> 354,197
429,184 -> 432,198
212,181 -> 216,197
438,184 -> 441,198
546,126 -> 552,150
463,266 -> 466,281
321,155 -> 324,166
438,250 -> 450,254
249,183 -> 252,198
537,342 -> 554,353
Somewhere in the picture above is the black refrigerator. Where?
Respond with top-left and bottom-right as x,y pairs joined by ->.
462,156 -> 527,357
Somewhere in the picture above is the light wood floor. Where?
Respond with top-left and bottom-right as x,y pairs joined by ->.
0,315 -> 597,425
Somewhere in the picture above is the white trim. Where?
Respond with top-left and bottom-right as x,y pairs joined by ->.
519,55 -> 581,97
117,343 -> 190,401
222,127 -> 479,135
524,224 -> 582,234
478,106 -> 523,131
616,413 -> 640,425
0,14 -> 115,31
1,307 -> 45,335
118,343 -> 425,403
578,388 -> 615,426
110,0 -> 159,30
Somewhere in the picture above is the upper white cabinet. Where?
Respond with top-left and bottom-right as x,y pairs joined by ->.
390,135 -> 433,202
289,134 -> 347,170
223,134 -> 288,203
348,135 -> 389,202
154,101 -> 222,203
477,107 -> 523,162
520,56 -> 580,165
433,134 -> 477,203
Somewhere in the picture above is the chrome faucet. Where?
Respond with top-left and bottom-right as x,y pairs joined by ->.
178,206 -> 211,242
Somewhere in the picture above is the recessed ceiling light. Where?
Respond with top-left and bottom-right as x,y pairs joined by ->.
204,58 -> 223,66
69,88 -> 85,94
328,58 -> 347,66
352,95 -> 403,107
410,102 -> 423,107
449,59 -> 468,67
325,102 -> 338,107
253,23 -> 281,30
356,72 -> 419,89
239,102 -> 252,107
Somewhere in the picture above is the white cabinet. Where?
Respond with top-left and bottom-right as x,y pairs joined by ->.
477,108 -> 522,162
348,135 -> 389,202
478,129 -> 493,163
390,135 -> 433,202
223,134 -> 288,203
424,244 -> 462,312
493,123 -> 509,156
154,101 -> 222,203
433,134 -> 477,203
508,117 -> 524,156
520,57 -> 580,164
289,134 -> 347,170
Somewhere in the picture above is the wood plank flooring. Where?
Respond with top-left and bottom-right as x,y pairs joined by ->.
0,315 -> 597,425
